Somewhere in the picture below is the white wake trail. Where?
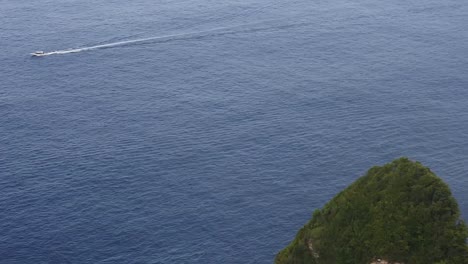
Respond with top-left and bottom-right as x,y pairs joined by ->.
33,23 -> 260,57
32,19 -> 308,57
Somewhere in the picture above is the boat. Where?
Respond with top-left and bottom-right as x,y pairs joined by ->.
31,51 -> 46,57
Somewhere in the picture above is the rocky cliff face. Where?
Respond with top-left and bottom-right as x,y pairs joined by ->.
276,158 -> 468,264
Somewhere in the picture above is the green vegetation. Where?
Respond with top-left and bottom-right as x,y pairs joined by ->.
276,158 -> 468,264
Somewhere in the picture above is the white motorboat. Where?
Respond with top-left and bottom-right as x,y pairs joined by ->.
31,51 -> 46,57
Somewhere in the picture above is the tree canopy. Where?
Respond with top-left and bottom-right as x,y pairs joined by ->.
276,158 -> 468,264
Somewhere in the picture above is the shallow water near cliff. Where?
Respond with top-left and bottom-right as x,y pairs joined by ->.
1,0 -> 467,263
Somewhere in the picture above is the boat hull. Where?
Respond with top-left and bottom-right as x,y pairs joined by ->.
31,51 -> 46,57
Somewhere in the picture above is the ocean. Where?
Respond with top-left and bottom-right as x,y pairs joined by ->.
1,0 -> 467,263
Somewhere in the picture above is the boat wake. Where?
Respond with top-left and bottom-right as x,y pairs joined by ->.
31,19 -> 310,57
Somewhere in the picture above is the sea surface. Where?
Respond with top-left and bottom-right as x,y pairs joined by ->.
1,0 -> 467,263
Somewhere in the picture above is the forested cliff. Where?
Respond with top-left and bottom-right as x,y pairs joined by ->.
276,158 -> 468,264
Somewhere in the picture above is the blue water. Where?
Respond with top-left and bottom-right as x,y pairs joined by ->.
1,0 -> 467,263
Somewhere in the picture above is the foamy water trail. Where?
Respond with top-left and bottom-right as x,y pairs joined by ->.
32,20 -> 308,57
